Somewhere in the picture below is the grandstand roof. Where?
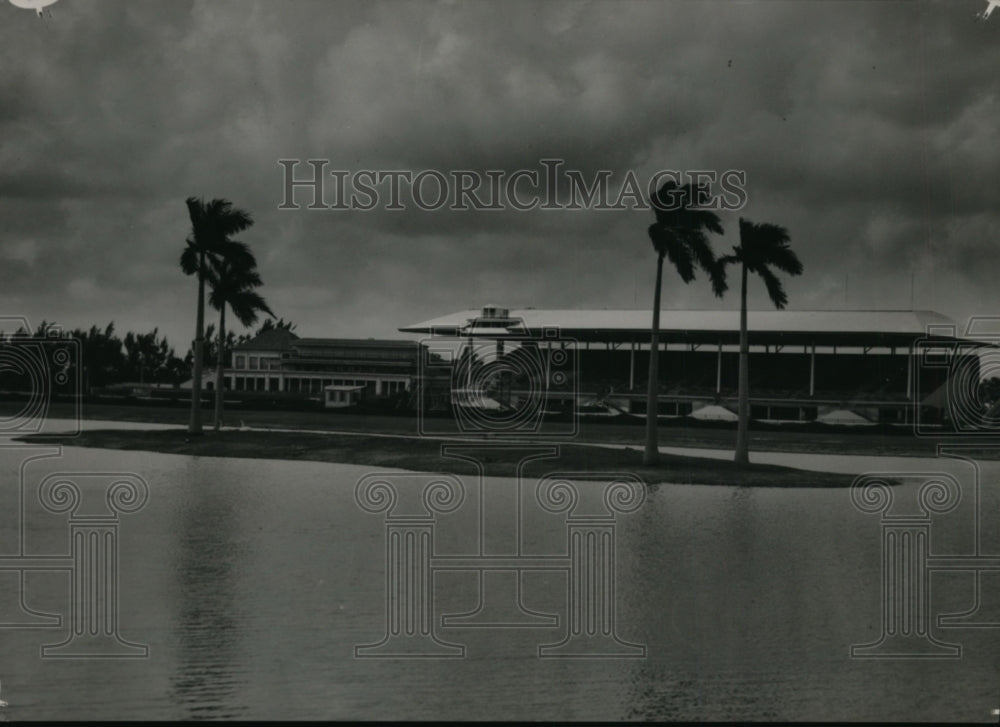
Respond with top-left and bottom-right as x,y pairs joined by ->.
400,308 -> 984,346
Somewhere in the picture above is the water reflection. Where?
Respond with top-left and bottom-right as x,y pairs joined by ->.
625,664 -> 785,721
1,444 -> 996,721
168,461 -> 251,719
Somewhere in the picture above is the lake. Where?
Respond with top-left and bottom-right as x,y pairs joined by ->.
0,427 -> 997,721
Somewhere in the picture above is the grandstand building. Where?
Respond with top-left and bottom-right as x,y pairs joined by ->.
400,306 -> 989,425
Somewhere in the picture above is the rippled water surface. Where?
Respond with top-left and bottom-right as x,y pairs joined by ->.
0,438 -> 997,721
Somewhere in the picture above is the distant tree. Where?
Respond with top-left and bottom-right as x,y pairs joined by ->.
163,353 -> 188,385
69,322 -> 126,390
123,328 -> 177,384
180,197 -> 255,434
0,320 -> 190,392
643,180 -> 727,465
718,218 -> 803,465
6,320 -> 58,339
190,325 -> 243,369
206,248 -> 274,430
255,317 -> 296,335
0,321 -> 66,392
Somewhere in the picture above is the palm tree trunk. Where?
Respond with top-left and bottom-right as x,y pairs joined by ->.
214,305 -> 226,431
188,252 -> 205,435
735,262 -> 750,465
643,252 -> 665,466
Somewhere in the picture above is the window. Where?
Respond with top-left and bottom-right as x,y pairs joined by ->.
235,355 -> 246,369
249,356 -> 259,370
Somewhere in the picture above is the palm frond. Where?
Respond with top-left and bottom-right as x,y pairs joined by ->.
649,181 -> 689,226
662,235 -> 696,283
206,198 -> 254,236
707,258 -> 729,297
179,241 -> 201,276
677,229 -> 725,296
220,242 -> 256,271
758,266 -> 788,309
648,180 -> 724,288
755,221 -> 790,244
229,290 -> 274,328
767,243 -> 803,276
185,197 -> 205,229
690,208 -> 725,237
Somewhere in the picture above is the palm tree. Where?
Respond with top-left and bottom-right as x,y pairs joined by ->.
643,180 -> 727,465
718,218 -> 803,466
180,197 -> 254,434
206,253 -> 274,431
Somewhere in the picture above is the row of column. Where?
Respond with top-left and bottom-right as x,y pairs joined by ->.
620,342 -> 915,399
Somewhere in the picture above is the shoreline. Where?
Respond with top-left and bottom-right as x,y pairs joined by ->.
1,399 -> 969,458
20,427 -> 864,488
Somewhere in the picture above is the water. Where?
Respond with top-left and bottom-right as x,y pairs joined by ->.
0,435 -> 998,721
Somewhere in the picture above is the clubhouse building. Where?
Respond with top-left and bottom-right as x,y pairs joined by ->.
205,328 -> 420,408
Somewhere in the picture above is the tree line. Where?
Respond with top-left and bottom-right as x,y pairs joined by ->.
0,317 -> 295,391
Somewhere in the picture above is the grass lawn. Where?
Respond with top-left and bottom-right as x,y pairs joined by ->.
2,398 -> 952,458
21,427 -> 862,488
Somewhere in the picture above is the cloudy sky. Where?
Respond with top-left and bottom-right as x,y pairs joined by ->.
1,0 -> 998,351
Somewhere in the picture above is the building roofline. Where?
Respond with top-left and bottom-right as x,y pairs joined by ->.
399,308 -> 989,346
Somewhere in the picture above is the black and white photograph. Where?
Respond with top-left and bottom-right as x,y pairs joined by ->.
0,0 -> 999,721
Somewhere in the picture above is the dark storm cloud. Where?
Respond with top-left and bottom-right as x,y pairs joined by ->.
0,0 -> 997,346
